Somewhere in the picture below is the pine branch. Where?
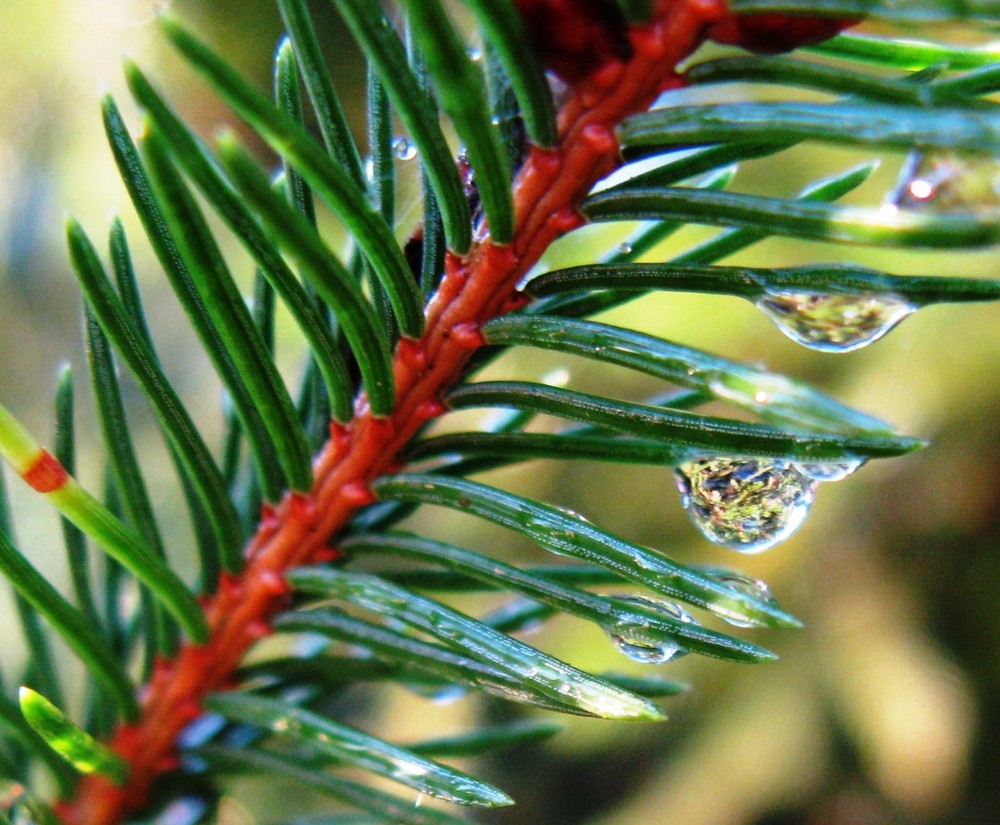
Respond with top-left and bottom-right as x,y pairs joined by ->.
54,4 -> 808,820
0,1 -> 996,823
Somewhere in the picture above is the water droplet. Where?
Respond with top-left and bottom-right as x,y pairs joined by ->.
890,148 -> 1000,212
756,290 -> 915,352
364,157 -> 375,181
392,136 -> 417,161
607,595 -> 692,664
617,241 -> 633,256
466,45 -> 483,62
674,457 -> 817,553
708,571 -> 779,628
793,458 -> 865,482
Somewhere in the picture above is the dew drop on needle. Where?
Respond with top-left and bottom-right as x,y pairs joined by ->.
706,571 -> 780,628
392,136 -> 418,161
756,290 -> 915,353
606,594 -> 692,664
793,458 -> 865,482
674,457 -> 818,553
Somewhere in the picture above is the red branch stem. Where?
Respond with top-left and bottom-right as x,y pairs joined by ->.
57,3 -> 852,822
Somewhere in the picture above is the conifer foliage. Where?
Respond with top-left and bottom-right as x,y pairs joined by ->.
0,1 -> 999,822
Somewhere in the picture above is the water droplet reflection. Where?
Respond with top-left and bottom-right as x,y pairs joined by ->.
756,290 -> 915,352
710,571 -> 779,628
675,457 -> 817,553
392,137 -> 418,161
793,458 -> 865,482
607,595 -> 692,664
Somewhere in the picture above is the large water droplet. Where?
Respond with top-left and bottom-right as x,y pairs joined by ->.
392,136 -> 418,161
890,148 -> 1000,212
707,571 -> 779,628
793,458 -> 865,482
756,290 -> 915,352
674,457 -> 818,553
607,595 -> 692,664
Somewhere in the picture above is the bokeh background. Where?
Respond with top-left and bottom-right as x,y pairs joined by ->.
1,2 -> 999,824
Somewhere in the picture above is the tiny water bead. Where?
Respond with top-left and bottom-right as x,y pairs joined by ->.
890,148 -> 1000,213
607,595 -> 692,664
674,458 -> 818,554
755,290 -> 916,352
793,458 -> 865,482
708,571 -> 779,628
391,137 -> 418,161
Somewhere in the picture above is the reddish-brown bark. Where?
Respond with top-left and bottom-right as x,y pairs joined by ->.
57,3 -> 854,822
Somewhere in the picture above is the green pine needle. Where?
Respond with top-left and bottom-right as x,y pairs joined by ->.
18,688 -> 128,785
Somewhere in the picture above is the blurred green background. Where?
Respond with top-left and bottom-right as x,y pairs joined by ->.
2,2 -> 1000,824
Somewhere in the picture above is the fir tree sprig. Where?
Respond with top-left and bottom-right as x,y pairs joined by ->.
0,2 -> 996,823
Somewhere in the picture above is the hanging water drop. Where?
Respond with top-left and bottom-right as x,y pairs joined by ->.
707,571 -> 780,628
890,148 -> 1000,212
392,137 -> 418,161
793,457 -> 865,482
617,241 -> 633,256
674,457 -> 817,553
607,595 -> 692,664
756,290 -> 916,352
